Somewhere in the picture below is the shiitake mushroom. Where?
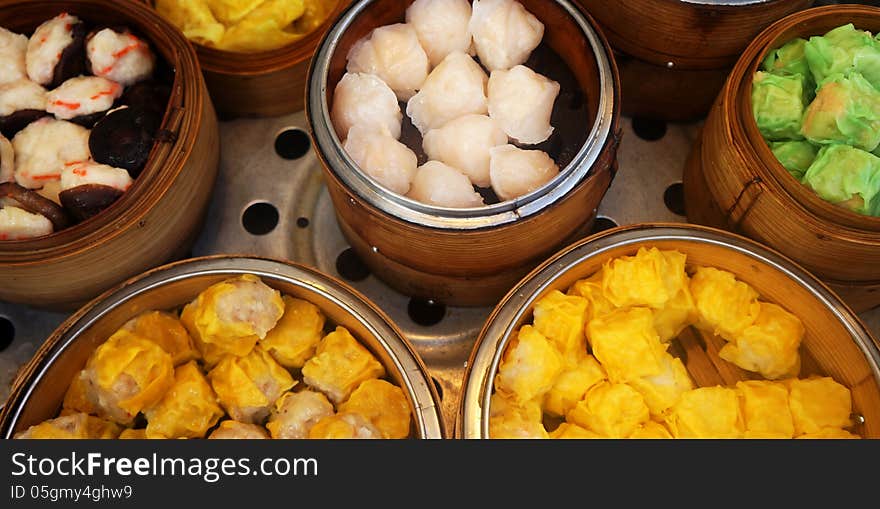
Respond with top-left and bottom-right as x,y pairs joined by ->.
88,106 -> 157,177
0,181 -> 70,230
58,183 -> 123,222
49,20 -> 87,90
0,109 -> 49,139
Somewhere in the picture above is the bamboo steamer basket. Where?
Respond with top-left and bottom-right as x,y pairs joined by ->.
307,0 -> 622,307
0,0 -> 220,311
145,0 -> 350,118
0,255 -> 445,439
458,224 -> 880,438
576,0 -> 812,121
683,5 -> 880,313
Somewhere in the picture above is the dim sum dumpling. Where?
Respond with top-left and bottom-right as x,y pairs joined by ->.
346,23 -> 429,101
405,0 -> 473,67
338,379 -> 411,439
494,325 -> 563,404
308,412 -> 383,439
145,361 -> 224,439
343,124 -> 418,195
469,0 -> 544,72
406,51 -> 488,135
407,160 -> 485,208
330,72 -> 402,141
259,295 -> 325,369
566,382 -> 650,438
489,144 -> 558,201
208,346 -> 296,424
14,413 -> 121,439
266,390 -> 335,439
422,114 -> 507,188
301,326 -> 385,404
208,420 -> 270,439
488,64 -> 559,144
0,205 -> 53,240
12,117 -> 89,189
489,391 -> 548,439
0,27 -> 27,85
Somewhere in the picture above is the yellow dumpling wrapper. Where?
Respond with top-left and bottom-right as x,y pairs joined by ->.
207,0 -> 266,25
550,423 -> 603,439
209,420 -> 270,439
260,296 -> 325,369
302,326 -> 385,404
567,271 -> 616,322
652,286 -> 698,342
155,0 -> 226,45
61,370 -> 96,416
218,0 -> 307,52
720,302 -> 803,380
628,420 -> 673,439
736,380 -> 794,439
796,427 -> 860,439
543,354 -> 606,417
208,347 -> 296,424
588,307 -> 668,383
308,412 -> 381,439
494,325 -> 564,404
118,428 -> 148,439
533,290 -> 589,364
181,274 -> 284,366
602,248 -> 689,309
146,361 -> 225,439
690,266 -> 760,341
628,353 -> 694,417
86,329 -> 174,425
14,413 -> 121,439
666,386 -> 744,439
787,377 -> 852,435
567,382 -> 650,438
123,311 -> 199,366
290,0 -> 336,34
489,391 -> 548,439
338,379 -> 411,439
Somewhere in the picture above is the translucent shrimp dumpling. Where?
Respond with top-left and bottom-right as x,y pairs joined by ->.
346,23 -> 429,101
489,144 -> 559,201
405,0 -> 473,67
343,124 -> 418,195
406,52 -> 488,135
422,114 -> 507,188
331,72 -> 402,141
488,65 -> 560,145
469,0 -> 544,72
407,161 -> 485,208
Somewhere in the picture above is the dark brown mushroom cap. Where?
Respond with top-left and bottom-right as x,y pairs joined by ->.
58,183 -> 123,222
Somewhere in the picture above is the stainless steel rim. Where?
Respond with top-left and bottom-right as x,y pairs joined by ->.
2,256 -> 444,439
459,224 -> 880,438
307,0 -> 616,230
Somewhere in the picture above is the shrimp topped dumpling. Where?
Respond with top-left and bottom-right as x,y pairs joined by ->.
26,13 -> 86,88
266,390 -> 335,439
346,23 -> 429,101
86,28 -> 155,87
0,27 -> 28,85
12,117 -> 90,189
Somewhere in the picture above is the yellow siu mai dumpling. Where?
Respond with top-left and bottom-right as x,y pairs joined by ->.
338,379 -> 411,439
266,390 -> 334,439
652,285 -> 698,342
550,423 -> 603,439
543,354 -> 606,417
122,311 -> 199,366
628,353 -> 694,418
61,370 -> 97,416
796,427 -> 860,439
720,302 -> 803,380
628,421 -> 673,439
208,347 -> 296,424
601,247 -> 689,310
14,413 -> 121,439
301,326 -> 385,404
567,271 -> 616,322
155,0 -> 226,46
84,329 -> 174,426
587,307 -> 667,383
489,391 -> 548,439
145,361 -> 225,439
260,296 -> 326,369
208,420 -> 270,439
118,428 -> 148,439
690,266 -> 760,341
532,290 -> 589,363
218,0 -> 308,53
666,386 -> 744,439
736,380 -> 794,439
181,275 -> 285,366
567,382 -> 650,438
308,412 -> 382,439
494,325 -> 564,404
787,377 -> 853,435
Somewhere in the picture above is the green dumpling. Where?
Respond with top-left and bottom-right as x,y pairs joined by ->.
752,71 -> 807,141
763,38 -> 815,98
802,144 -> 880,216
801,71 -> 880,152
770,140 -> 819,180
804,23 -> 880,91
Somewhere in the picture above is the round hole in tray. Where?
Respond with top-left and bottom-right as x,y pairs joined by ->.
407,298 -> 446,327
274,128 -> 312,160
664,182 -> 686,216
590,216 -> 619,235
632,116 -> 667,141
0,316 -> 14,352
296,217 -> 310,228
242,201 -> 279,235
335,248 -> 370,282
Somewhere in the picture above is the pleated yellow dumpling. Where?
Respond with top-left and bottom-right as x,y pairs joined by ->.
145,361 -> 225,439
550,423 -> 603,439
567,382 -> 650,438
532,290 -> 589,363
260,296 -> 326,369
494,325 -> 564,404
61,371 -> 97,416
489,391 -> 548,439
628,421 -> 673,439
652,285 -> 698,342
627,353 -> 694,418
690,266 -> 760,341
787,377 -> 853,436
301,326 -> 385,404
587,307 -> 667,383
123,310 -> 199,366
601,247 -> 689,309
338,379 -> 411,439
181,275 -> 285,366
720,302 -> 803,380
666,386 -> 744,439
208,347 -> 296,424
208,420 -> 270,439
14,413 -> 121,439
218,0 -> 307,52
567,271 -> 615,322
155,0 -> 226,46
736,380 -> 795,439
266,390 -> 334,439
543,354 -> 606,417
308,413 -> 382,439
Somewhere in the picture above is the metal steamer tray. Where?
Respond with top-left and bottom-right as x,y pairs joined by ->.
2,116 -> 880,434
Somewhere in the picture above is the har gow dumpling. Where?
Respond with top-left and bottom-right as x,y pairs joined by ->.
407,160 -> 485,208
406,51 -> 488,135
489,144 -> 559,201
405,0 -> 473,67
346,23 -> 430,102
422,114 -> 507,188
331,72 -> 402,141
344,124 -> 418,195
469,0 -> 544,72
488,64 -> 560,145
